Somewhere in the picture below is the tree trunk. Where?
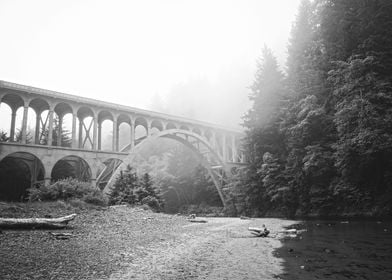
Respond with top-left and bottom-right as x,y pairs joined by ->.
0,214 -> 77,229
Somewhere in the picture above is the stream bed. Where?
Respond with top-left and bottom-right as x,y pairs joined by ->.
274,220 -> 392,280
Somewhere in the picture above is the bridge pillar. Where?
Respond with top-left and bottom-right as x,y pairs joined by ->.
112,119 -> 118,152
98,122 -> 102,150
10,108 -> 16,141
21,105 -> 29,144
56,114 -> 63,146
93,114 -> 98,150
130,120 -> 135,149
47,109 -> 54,146
72,112 -> 77,148
147,119 -> 152,137
34,111 -> 41,144
78,118 -> 83,148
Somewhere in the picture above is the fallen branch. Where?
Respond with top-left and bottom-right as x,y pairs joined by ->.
188,219 -> 208,223
0,214 -> 77,229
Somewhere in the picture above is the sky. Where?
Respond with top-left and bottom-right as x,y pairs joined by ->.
0,0 -> 301,130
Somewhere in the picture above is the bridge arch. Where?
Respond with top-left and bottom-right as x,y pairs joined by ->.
51,155 -> 92,182
104,129 -> 229,207
0,152 -> 45,200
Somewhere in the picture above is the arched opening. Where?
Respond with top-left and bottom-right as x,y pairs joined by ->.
192,127 -> 202,135
118,114 -> 131,150
135,117 -> 148,143
118,122 -> 130,151
77,107 -> 95,149
98,111 -> 114,151
0,94 -> 24,142
53,102 -> 73,147
100,119 -> 114,151
0,102 -> 12,141
166,122 -> 177,130
0,152 -> 45,201
51,156 -> 92,182
151,120 -> 163,135
179,124 -> 190,131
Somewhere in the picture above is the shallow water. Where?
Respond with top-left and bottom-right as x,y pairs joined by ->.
274,220 -> 392,280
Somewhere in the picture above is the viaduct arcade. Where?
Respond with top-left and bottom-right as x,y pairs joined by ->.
0,80 -> 245,206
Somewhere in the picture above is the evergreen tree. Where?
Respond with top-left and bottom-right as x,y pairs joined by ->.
108,165 -> 137,205
243,46 -> 288,214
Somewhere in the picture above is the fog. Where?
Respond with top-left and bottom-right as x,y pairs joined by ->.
0,0 -> 301,130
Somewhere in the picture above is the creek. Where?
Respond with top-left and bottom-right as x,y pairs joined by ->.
275,220 -> 392,280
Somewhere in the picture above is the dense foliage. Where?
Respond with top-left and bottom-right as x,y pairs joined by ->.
242,0 -> 392,218
108,165 -> 163,211
27,178 -> 108,206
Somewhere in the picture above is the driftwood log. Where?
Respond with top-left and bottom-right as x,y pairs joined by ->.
0,214 -> 77,229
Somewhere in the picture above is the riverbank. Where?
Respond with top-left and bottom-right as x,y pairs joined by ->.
0,201 -> 296,279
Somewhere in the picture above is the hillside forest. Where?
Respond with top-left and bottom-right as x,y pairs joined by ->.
238,0 -> 392,218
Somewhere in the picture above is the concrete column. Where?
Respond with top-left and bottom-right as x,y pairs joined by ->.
47,110 -> 54,146
72,113 -> 77,148
92,115 -> 98,150
56,115 -> 63,146
115,121 -> 119,151
44,177 -> 51,187
78,119 -> 83,148
232,135 -> 237,163
34,111 -> 41,144
90,178 -> 97,188
130,120 -> 135,149
98,122 -> 102,150
10,108 -> 17,141
21,105 -> 29,144
112,119 -> 118,152
147,119 -> 152,136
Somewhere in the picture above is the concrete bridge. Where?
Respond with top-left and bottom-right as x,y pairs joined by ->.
0,80 -> 245,206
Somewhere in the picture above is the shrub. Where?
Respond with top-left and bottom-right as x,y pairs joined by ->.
140,196 -> 162,212
27,178 -> 107,206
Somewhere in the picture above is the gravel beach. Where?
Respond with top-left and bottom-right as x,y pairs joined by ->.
0,202 -> 296,279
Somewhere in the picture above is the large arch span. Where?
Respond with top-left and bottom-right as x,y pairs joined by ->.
102,129 -> 230,207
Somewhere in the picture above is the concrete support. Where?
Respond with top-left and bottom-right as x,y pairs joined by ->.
47,110 -> 54,146
44,177 -> 51,187
34,111 -> 41,144
130,120 -> 135,149
10,108 -> 16,141
56,115 -> 63,146
78,119 -> 83,148
90,178 -> 97,188
92,115 -> 98,150
21,105 -> 29,144
112,119 -> 118,152
71,113 -> 77,148
147,119 -> 152,136
98,122 -> 102,150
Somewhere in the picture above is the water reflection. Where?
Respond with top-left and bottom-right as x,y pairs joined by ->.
274,221 -> 392,280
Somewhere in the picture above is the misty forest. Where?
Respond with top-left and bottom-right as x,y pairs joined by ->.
239,0 -> 392,218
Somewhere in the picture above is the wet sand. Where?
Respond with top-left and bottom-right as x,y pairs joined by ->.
108,217 -> 296,279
